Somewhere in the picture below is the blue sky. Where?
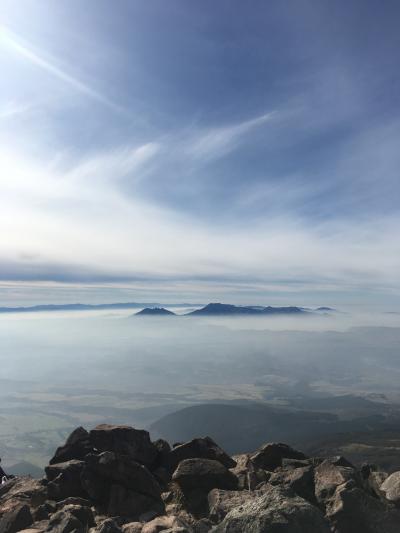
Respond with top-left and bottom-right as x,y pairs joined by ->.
0,0 -> 400,306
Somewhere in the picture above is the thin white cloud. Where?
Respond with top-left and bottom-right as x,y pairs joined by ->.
0,26 -> 124,113
0,100 -> 32,119
186,112 -> 275,160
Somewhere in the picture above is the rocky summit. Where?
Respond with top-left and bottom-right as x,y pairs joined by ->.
1,425 -> 400,532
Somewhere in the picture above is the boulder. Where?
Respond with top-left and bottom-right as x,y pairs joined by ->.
81,452 -> 163,517
326,480 -> 400,533
49,427 -> 92,465
46,508 -> 83,532
208,488 -> 268,522
250,443 -> 306,471
380,471 -> 400,504
0,504 -> 33,533
45,460 -> 86,501
365,471 -> 389,499
213,485 -> 330,532
268,465 -> 315,503
141,515 -> 189,533
90,425 -> 158,467
314,458 -> 359,505
229,454 -> 267,491
172,459 -> 237,493
167,438 -> 236,472
56,503 -> 95,527
82,452 -> 161,500
0,477 -> 47,517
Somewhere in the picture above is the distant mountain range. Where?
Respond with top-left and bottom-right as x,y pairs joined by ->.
0,301 -> 336,316
134,303 -> 335,317
0,302 -> 199,314
136,307 -> 176,316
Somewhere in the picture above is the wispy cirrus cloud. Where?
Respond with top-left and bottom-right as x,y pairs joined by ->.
1,26 -> 124,113
185,112 -> 275,161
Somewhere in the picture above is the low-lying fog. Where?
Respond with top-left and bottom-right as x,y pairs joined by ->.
1,308 -> 400,469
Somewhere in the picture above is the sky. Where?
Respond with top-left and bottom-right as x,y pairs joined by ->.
0,0 -> 400,308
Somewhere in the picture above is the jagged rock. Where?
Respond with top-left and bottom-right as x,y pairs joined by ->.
326,479 -> 400,533
213,485 -> 330,532
33,501 -> 57,521
208,488 -> 268,521
50,428 -> 92,465
269,465 -> 315,503
45,460 -> 87,501
172,459 -> 237,493
328,456 -> 355,468
314,458 -> 359,505
167,438 -> 236,472
56,503 -> 95,527
250,443 -> 306,471
365,471 -> 389,499
46,508 -> 83,532
55,497 -> 92,509
96,518 -> 124,532
229,454 -> 269,491
141,515 -> 190,532
0,477 -> 47,517
120,522 -> 142,533
81,451 -> 163,517
380,471 -> 400,504
89,425 -> 158,467
0,504 -> 33,533
82,451 -> 162,499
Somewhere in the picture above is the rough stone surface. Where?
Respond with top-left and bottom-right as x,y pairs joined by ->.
89,425 -> 158,467
4,425 -> 400,533
250,443 -> 307,471
167,438 -> 236,472
45,460 -> 87,501
0,504 -> 33,533
213,485 -> 330,532
380,471 -> 400,504
326,480 -> 400,533
49,427 -> 92,465
208,488 -> 267,521
314,458 -> 359,505
172,459 -> 237,493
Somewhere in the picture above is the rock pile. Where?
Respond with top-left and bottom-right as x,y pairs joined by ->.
1,424 -> 400,532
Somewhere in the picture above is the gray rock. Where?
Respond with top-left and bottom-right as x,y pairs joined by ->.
96,518 -> 124,532
250,443 -> 306,471
208,488 -> 268,522
167,438 -> 236,473
90,425 -> 158,467
49,428 -> 92,465
380,471 -> 400,504
269,465 -> 315,503
121,522 -> 142,533
326,480 -> 400,533
45,460 -> 87,501
172,459 -> 237,493
213,485 -> 330,532
81,451 -> 163,516
46,508 -> 83,532
141,515 -> 190,533
0,504 -> 33,533
314,458 -> 358,505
